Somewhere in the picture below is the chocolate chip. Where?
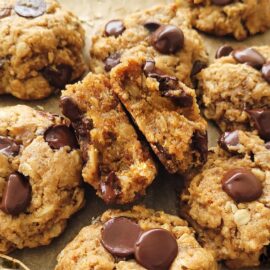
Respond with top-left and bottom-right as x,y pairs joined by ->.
215,44 -> 234,59
232,48 -> 266,69
1,173 -> 31,216
192,131 -> 208,163
0,136 -> 20,157
43,64 -> 72,89
100,171 -> 121,204
221,168 -> 262,203
101,217 -> 143,257
158,76 -> 179,92
15,0 -> 46,18
190,60 -> 207,77
218,131 -> 239,152
44,125 -> 78,150
144,21 -> 161,32
74,118 -> 93,138
0,7 -> 12,19
262,62 -> 270,83
143,60 -> 156,76
246,109 -> 270,140
163,89 -> 193,107
151,25 -> 184,54
135,229 -> 178,270
60,96 -> 83,122
266,142 -> 270,149
105,20 -> 126,37
211,0 -> 233,5
104,53 -> 121,72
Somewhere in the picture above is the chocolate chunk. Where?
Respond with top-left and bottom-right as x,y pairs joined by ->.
158,76 -> 179,92
43,64 -> 72,89
215,44 -> 234,59
211,0 -> 233,5
192,131 -> 208,163
104,53 -> 121,72
144,21 -> 161,32
105,20 -> 126,37
221,168 -> 263,202
15,0 -> 46,18
44,125 -> 79,150
74,118 -> 93,138
0,136 -> 20,156
246,109 -> 270,140
0,7 -> 12,19
151,25 -> 184,54
143,60 -> 156,76
266,142 -> 270,149
232,48 -> 266,69
1,173 -> 31,216
218,131 -> 239,152
60,96 -> 83,122
101,217 -> 143,257
190,60 -> 207,77
262,62 -> 270,83
100,171 -> 121,204
163,89 -> 193,107
135,229 -> 178,270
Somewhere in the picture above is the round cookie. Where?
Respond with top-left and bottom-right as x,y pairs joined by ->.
198,45 -> 270,134
90,3 -> 208,87
0,105 -> 84,253
181,130 -> 270,268
0,0 -> 86,100
55,206 -> 218,270
177,0 -> 270,40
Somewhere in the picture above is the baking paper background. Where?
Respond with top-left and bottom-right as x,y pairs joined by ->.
0,0 -> 269,269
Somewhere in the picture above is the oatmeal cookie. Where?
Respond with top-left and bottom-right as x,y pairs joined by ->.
111,58 -> 208,175
178,0 -> 270,40
0,105 -> 84,253
181,130 -> 270,268
60,73 -> 157,204
0,0 -> 86,100
90,3 -> 208,87
55,205 -> 218,270
199,45 -> 270,136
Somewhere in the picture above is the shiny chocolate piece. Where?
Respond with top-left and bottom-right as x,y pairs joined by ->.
105,20 -> 125,37
135,228 -> 178,270
218,131 -> 239,152
15,0 -> 46,18
246,109 -> 270,140
262,62 -> 270,83
211,0 -> 233,5
144,21 -> 161,32
104,53 -> 121,72
215,44 -> 234,58
101,217 -> 143,257
232,48 -> 266,69
151,25 -> 184,54
44,125 -> 79,150
0,136 -> 20,156
60,96 -> 83,121
190,60 -> 207,77
265,142 -> 270,149
1,173 -> 31,216
221,168 -> 263,202
163,89 -> 193,107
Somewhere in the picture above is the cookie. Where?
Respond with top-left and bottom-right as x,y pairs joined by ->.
90,3 -> 208,87
0,0 -> 86,100
55,205 -> 218,270
178,0 -> 270,40
181,130 -> 270,268
198,45 -> 270,136
60,73 -> 157,204
0,105 -> 84,253
111,58 -> 208,174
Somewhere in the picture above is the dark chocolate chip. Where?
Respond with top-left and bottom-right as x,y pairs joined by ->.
104,53 -> 121,72
218,131 -> 239,152
43,64 -> 72,89
211,0 -> 233,5
158,76 -> 179,92
135,228 -> 178,270
1,173 -> 31,216
101,217 -> 143,257
74,118 -> 93,138
215,44 -> 234,59
262,62 -> 270,83
15,0 -> 46,18
144,21 -> 161,32
190,60 -> 207,77
246,109 -> 270,140
192,131 -> 208,163
0,136 -> 20,157
100,171 -> 121,204
232,48 -> 266,69
265,142 -> 270,149
221,168 -> 262,203
163,89 -> 193,107
105,20 -> 126,37
151,25 -> 184,54
44,125 -> 78,150
0,7 -> 12,19
60,96 -> 83,122
143,60 -> 156,76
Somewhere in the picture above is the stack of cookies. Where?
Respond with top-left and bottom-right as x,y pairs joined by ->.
0,0 -> 270,269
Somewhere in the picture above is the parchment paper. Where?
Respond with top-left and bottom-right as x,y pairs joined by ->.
1,0 -> 269,269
